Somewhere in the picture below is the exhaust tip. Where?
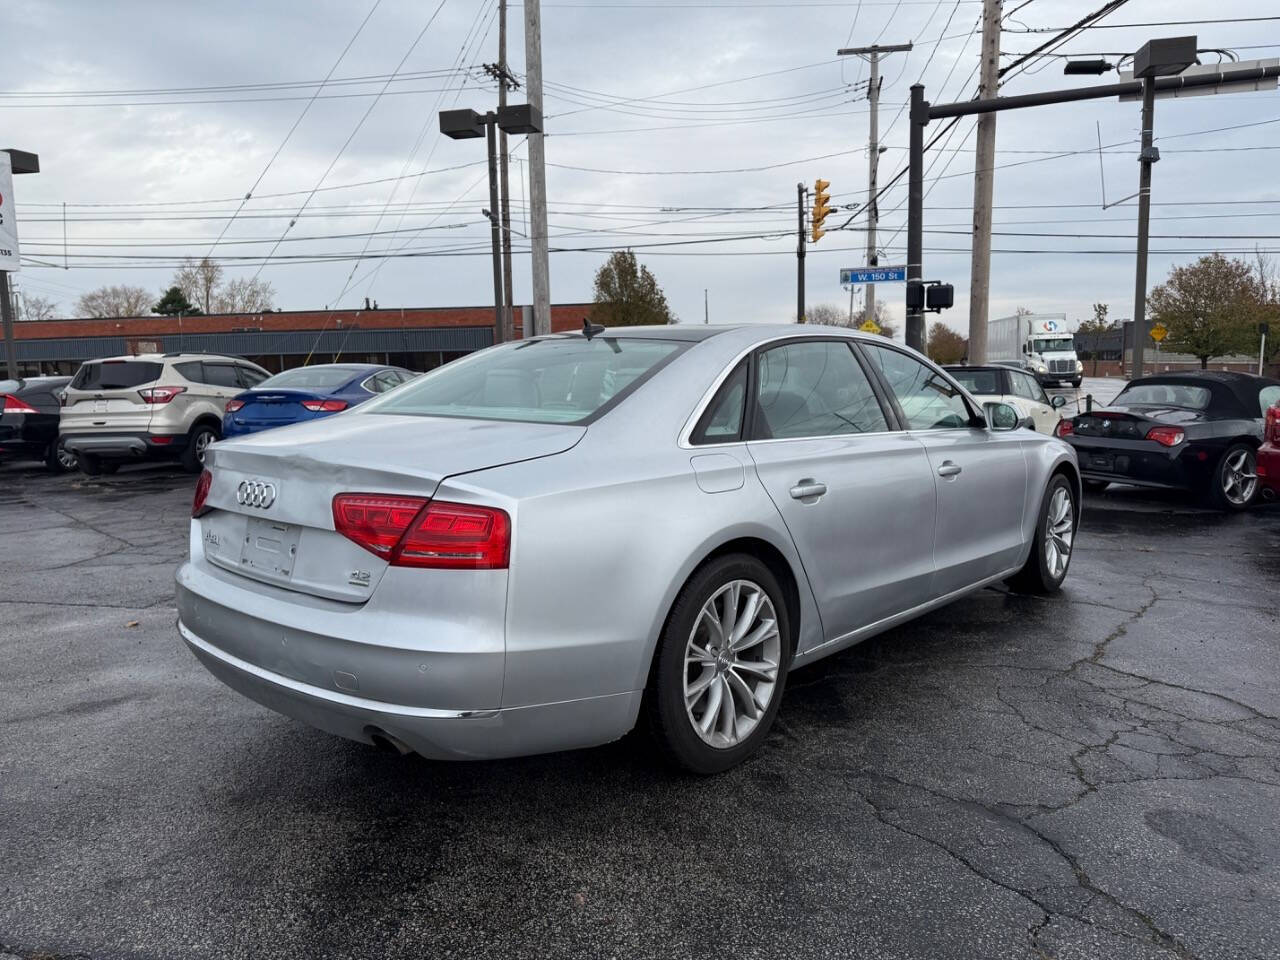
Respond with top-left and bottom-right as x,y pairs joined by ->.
364,726 -> 414,756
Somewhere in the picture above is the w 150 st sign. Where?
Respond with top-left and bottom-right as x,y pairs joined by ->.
841,265 -> 906,285
0,152 -> 19,271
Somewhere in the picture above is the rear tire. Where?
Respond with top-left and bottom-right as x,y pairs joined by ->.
45,438 -> 77,474
1072,379 -> 1082,389
78,453 -> 119,476
1007,474 -> 1076,595
181,424 -> 218,474
645,554 -> 791,775
1206,442 -> 1258,512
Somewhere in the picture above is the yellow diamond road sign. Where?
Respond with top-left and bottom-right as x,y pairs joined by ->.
1150,323 -> 1168,343
859,318 -> 881,335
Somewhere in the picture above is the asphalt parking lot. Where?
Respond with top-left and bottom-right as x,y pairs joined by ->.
2,446 -> 1278,960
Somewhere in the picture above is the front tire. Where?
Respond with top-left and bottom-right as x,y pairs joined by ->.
1007,474 -> 1076,595
1207,442 -> 1258,511
1072,379 -> 1082,389
181,424 -> 218,474
646,554 -> 791,774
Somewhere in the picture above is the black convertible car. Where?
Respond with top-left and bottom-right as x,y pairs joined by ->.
1056,370 -> 1280,510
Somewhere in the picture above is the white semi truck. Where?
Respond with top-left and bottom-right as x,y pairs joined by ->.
987,313 -> 1083,388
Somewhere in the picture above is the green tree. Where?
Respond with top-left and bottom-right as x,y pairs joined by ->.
1076,302 -> 1116,376
153,285 -> 201,316
1148,253 -> 1259,369
591,250 -> 675,326
926,321 -> 966,364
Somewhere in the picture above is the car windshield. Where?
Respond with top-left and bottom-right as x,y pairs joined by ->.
1033,338 -> 1074,352
948,370 -> 1001,395
364,336 -> 686,424
1116,382 -> 1212,409
258,366 -> 365,390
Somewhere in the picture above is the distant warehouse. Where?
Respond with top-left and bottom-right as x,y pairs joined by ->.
9,303 -> 593,377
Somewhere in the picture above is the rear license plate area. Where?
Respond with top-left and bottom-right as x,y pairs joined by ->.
1089,454 -> 1115,472
239,517 -> 301,580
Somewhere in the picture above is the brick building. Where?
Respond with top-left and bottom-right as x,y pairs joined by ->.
8,303 -> 593,376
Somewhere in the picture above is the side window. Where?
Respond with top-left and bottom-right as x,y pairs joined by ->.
374,371 -> 402,393
1028,374 -> 1052,406
174,361 -> 206,384
863,345 -> 973,431
751,340 -> 888,440
1009,372 -> 1036,401
203,364 -> 241,388
691,360 -> 748,444
1259,385 -> 1280,415
237,366 -> 268,388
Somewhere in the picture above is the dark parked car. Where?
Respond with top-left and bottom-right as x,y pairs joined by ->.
1056,371 -> 1280,510
222,364 -> 415,438
0,376 -> 76,472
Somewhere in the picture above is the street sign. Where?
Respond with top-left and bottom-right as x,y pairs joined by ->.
0,153 -> 20,272
1150,322 -> 1168,343
841,265 -> 906,285
858,318 -> 881,335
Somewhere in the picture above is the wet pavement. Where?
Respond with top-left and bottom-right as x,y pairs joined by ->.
1,459 -> 1277,960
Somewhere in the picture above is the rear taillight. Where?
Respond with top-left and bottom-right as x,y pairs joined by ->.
2,395 -> 38,414
1266,405 -> 1280,443
1055,419 -> 1074,438
332,494 -> 510,569
1145,425 -> 1185,447
139,385 -> 186,404
192,469 -> 213,517
225,399 -> 245,413
302,399 -> 348,412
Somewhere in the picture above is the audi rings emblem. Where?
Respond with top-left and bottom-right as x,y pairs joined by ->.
236,479 -> 277,509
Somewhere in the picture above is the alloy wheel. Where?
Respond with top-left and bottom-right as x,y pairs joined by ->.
194,430 -> 214,464
1221,448 -> 1258,506
57,444 -> 78,470
683,579 -> 782,748
1044,486 -> 1074,580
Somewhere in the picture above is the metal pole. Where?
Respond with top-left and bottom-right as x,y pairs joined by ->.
1131,78 -> 1156,380
906,84 -> 926,353
704,288 -> 709,324
1261,330 -> 1268,376
865,50 -> 879,327
0,271 -> 17,379
797,182 -> 806,323
485,119 -> 505,343
523,0 -> 551,336
967,0 -> 1001,365
498,0 -> 516,342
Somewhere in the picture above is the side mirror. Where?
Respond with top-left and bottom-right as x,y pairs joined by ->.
1051,394 -> 1068,409
984,401 -> 1020,431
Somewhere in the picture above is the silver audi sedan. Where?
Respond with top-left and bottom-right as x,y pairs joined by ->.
177,324 -> 1080,773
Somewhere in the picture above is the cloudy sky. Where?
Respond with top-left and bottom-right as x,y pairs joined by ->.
3,0 -> 1278,338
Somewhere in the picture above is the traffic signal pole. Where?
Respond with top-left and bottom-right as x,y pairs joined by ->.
906,85 -> 926,352
1130,78 -> 1157,380
797,182 -> 806,323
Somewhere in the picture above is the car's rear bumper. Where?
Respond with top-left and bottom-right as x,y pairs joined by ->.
1258,443 -> 1280,497
1068,436 -> 1207,491
175,559 -> 639,761
62,431 -> 187,459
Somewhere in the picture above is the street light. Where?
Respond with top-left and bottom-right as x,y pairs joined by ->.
440,104 -> 543,344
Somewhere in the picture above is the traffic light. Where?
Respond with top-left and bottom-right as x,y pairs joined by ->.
811,179 -> 832,243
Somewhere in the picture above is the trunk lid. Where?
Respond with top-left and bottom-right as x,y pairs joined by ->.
199,413 -> 584,602
230,389 -> 330,427
60,359 -> 163,434
1073,404 -> 1205,440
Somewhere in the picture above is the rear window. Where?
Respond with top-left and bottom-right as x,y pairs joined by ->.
365,337 -> 686,424
1116,383 -> 1211,409
71,361 -> 162,390
259,366 -> 364,390
949,369 -> 1001,395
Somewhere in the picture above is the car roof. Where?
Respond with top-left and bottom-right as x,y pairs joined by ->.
943,364 -> 1011,373
82,353 -> 249,364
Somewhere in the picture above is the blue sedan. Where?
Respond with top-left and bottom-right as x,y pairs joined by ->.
222,364 -> 415,438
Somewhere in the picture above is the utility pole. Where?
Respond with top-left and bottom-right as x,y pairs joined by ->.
837,43 -> 912,327
488,0 -> 518,342
484,120 -> 506,344
797,182 -> 807,323
1130,77 -> 1157,379
967,0 -> 1002,365
523,0 -> 551,336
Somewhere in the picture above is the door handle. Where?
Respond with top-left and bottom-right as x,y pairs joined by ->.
789,479 -> 828,500
937,461 -> 962,478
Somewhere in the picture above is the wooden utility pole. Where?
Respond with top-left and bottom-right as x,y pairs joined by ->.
523,0 -> 551,335
967,0 -> 1002,364
497,0 -> 516,342
837,43 -> 911,327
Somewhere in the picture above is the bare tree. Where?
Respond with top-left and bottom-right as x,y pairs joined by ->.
75,285 -> 154,318
213,277 -> 276,314
173,257 -> 225,314
16,291 -> 58,322
804,300 -> 897,339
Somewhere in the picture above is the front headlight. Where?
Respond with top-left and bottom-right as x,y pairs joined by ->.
1035,364 -> 1047,373
1075,360 -> 1083,371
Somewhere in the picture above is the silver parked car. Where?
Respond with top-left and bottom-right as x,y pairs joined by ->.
177,325 -> 1080,773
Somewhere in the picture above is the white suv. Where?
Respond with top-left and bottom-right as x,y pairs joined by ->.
60,353 -> 269,475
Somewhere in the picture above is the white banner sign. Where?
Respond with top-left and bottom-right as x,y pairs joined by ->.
0,152 -> 20,271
